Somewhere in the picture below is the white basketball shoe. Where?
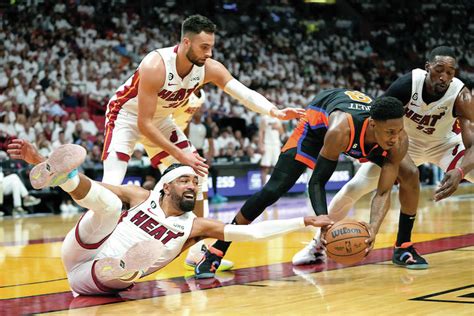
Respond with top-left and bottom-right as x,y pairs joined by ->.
292,238 -> 327,265
29,144 -> 86,189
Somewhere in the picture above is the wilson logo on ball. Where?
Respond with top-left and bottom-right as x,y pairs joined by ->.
331,227 -> 362,239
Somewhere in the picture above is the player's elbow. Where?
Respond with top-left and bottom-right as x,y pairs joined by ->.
137,118 -> 152,136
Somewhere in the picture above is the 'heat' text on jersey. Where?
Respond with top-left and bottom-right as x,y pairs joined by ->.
130,210 -> 184,244
405,108 -> 446,127
158,84 -> 199,109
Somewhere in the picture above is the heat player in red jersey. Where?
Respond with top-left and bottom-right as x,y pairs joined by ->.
7,141 -> 332,296
101,14 -> 303,185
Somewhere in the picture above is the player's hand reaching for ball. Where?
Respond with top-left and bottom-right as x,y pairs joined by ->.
304,215 -> 334,228
180,151 -> 209,177
433,168 -> 463,201
359,221 -> 375,255
270,107 -> 305,121
7,139 -> 45,165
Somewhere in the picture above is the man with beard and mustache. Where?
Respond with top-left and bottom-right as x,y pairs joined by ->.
100,14 -> 304,274
293,46 -> 474,270
7,141 -> 333,296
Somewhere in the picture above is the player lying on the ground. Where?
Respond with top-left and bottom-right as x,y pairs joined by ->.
7,140 -> 333,296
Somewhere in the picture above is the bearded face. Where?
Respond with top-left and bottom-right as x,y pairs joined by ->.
183,31 -> 214,67
167,177 -> 197,213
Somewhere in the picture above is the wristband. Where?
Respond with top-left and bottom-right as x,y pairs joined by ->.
456,167 -> 465,179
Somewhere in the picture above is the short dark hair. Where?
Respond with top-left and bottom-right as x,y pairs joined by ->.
428,46 -> 456,62
181,15 -> 216,38
370,97 -> 404,121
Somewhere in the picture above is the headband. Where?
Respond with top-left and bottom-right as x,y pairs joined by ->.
153,166 -> 197,193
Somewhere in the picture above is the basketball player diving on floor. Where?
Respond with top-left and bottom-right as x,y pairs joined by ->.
293,46 -> 474,270
194,88 -> 408,278
7,141 -> 332,296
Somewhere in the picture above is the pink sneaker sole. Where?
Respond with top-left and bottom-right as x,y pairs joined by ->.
30,144 -> 87,189
95,240 -> 164,282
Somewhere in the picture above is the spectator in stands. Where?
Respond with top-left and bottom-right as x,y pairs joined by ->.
0,171 -> 41,216
36,133 -> 52,157
18,120 -> 36,143
0,114 -> 16,136
45,81 -> 61,101
52,130 -> 68,150
74,131 -> 94,151
78,111 -> 98,136
71,122 -> 83,143
128,145 -> 151,168
61,85 -> 80,108
245,146 -> 262,164
83,144 -> 103,169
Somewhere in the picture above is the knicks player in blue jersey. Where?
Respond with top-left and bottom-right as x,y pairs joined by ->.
194,89 -> 409,278
294,46 -> 474,270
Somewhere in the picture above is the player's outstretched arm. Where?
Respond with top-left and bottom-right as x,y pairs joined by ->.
190,216 -> 334,241
204,59 -> 305,120
434,87 -> 474,201
367,132 -> 408,250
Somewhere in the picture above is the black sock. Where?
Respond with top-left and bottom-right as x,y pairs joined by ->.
212,217 -> 238,254
396,212 -> 415,247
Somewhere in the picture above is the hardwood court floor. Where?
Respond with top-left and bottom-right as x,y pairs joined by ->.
0,184 -> 472,315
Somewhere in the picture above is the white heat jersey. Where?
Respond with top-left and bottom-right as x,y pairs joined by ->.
172,90 -> 206,130
261,115 -> 282,146
95,192 -> 196,275
404,69 -> 464,142
105,45 -> 205,123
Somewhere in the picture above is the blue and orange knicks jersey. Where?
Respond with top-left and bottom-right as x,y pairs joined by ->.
282,88 -> 387,169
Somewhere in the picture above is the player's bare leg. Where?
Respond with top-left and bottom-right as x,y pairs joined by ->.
393,156 -> 428,269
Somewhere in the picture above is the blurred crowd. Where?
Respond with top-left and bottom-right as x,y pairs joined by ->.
0,0 -> 472,214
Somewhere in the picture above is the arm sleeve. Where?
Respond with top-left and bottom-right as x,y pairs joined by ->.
223,217 -> 305,242
382,72 -> 412,105
308,155 -> 339,215
224,79 -> 276,115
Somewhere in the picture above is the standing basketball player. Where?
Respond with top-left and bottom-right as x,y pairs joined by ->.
293,46 -> 474,269
101,14 -> 303,185
7,141 -> 332,296
259,115 -> 284,185
194,88 -> 408,278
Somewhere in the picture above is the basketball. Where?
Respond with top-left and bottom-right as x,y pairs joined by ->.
324,221 -> 370,265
